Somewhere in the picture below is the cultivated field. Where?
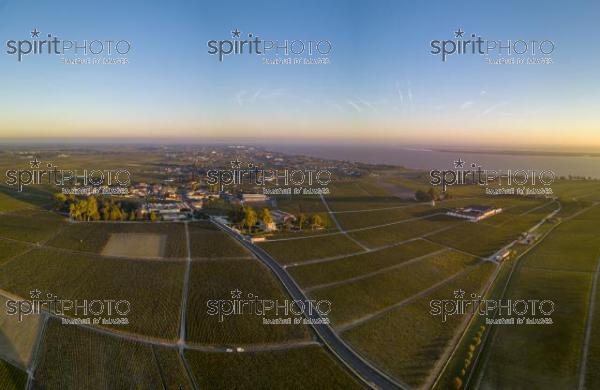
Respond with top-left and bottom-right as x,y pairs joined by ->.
258,234 -> 363,265
288,239 -> 444,288
427,201 -> 559,258
324,180 -> 408,212
475,267 -> 590,389
33,319 -> 193,389
312,251 -> 480,326
186,258 -> 309,345
47,222 -> 187,258
348,215 -> 458,249
335,203 -> 438,230
585,273 -> 600,389
0,240 -> 30,267
474,205 -> 600,389
0,358 -> 26,390
184,346 -> 363,389
0,186 -> 54,209
0,248 -> 185,340
188,222 -> 250,258
0,192 -> 32,212
343,262 -> 496,388
0,210 -> 64,243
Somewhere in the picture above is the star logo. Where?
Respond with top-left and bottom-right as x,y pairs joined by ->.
30,289 -> 42,299
454,28 -> 464,38
230,159 -> 242,169
30,157 -> 41,168
453,158 -> 465,168
232,29 -> 241,38
230,289 -> 242,299
31,29 -> 40,38
453,289 -> 465,299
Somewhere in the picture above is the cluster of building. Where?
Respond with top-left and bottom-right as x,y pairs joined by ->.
125,182 -> 181,201
140,202 -> 190,221
446,205 -> 503,222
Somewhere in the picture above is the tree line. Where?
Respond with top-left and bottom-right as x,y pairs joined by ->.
228,205 -> 323,233
54,193 -> 154,221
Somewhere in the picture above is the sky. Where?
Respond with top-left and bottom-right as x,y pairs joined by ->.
0,0 -> 598,149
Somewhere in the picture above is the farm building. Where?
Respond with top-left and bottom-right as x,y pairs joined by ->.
446,205 -> 502,222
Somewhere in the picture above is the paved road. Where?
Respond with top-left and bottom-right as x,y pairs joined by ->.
212,219 -> 408,390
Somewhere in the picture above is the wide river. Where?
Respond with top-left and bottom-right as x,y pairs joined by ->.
271,144 -> 600,178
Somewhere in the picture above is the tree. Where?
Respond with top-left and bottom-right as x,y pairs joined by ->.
415,190 -> 432,202
228,206 -> 245,227
243,206 -> 257,232
297,213 -> 307,230
259,208 -> 273,226
453,376 -> 463,389
109,204 -> 123,221
85,196 -> 100,221
54,193 -> 67,210
309,214 -> 323,229
69,202 -> 82,221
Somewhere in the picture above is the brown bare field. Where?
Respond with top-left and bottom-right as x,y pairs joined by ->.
101,233 -> 166,258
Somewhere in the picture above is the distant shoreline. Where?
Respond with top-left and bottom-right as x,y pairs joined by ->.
432,149 -> 600,158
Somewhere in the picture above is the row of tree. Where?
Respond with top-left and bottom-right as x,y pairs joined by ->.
228,206 -> 323,233
54,193 -> 155,222
452,325 -> 486,389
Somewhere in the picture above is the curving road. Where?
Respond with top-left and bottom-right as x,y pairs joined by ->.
212,219 -> 408,390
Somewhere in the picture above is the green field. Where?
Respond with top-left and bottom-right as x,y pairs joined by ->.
0,210 -> 64,243
585,268 -> 600,389
343,262 -> 495,388
312,251 -> 480,326
348,215 -> 457,249
475,268 -> 590,389
427,202 -> 558,258
46,222 -> 187,258
188,222 -> 250,258
335,203 -> 436,230
334,196 -> 534,231
474,205 -> 600,389
0,248 -> 185,340
0,240 -> 31,267
0,192 -> 32,212
324,180 -> 408,212
186,259 -> 309,345
0,186 -> 55,209
273,194 -> 328,214
184,346 -> 363,389
33,319 -> 193,389
259,234 -> 363,265
522,205 -> 600,272
288,239 -> 444,288
0,358 -> 26,390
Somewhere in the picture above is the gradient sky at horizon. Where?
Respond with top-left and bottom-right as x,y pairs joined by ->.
0,0 -> 598,149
